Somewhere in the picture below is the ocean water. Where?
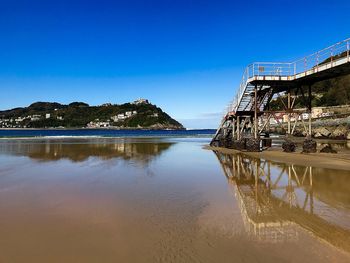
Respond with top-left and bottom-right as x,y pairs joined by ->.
0,128 -> 216,138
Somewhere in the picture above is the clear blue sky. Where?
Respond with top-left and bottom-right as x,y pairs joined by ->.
0,0 -> 349,128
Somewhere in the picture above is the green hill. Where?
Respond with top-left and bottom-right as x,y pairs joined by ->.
0,100 -> 184,129
269,74 -> 350,109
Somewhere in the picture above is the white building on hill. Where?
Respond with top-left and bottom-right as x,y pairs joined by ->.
132,98 -> 149,105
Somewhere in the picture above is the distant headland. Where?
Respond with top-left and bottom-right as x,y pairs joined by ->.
0,99 -> 184,130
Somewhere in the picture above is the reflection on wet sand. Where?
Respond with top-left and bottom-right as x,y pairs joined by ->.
214,151 -> 350,252
0,139 -> 174,164
0,138 -> 349,262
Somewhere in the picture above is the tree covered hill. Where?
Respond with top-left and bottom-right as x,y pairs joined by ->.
269,74 -> 350,109
0,100 -> 184,129
312,74 -> 350,106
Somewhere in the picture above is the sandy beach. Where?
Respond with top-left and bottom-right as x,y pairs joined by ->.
0,137 -> 349,262
205,145 -> 350,171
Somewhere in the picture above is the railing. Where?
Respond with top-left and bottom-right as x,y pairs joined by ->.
294,38 -> 350,75
248,62 -> 295,77
231,67 -> 249,112
230,37 -> 350,113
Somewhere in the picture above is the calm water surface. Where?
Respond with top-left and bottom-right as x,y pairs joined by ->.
0,137 -> 349,262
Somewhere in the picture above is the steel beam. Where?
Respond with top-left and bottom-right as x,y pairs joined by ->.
254,85 -> 258,139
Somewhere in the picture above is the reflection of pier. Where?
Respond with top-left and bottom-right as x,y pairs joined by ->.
214,151 -> 350,252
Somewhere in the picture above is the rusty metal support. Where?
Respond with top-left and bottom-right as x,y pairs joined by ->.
254,85 -> 258,139
232,119 -> 236,140
236,116 -> 240,140
291,113 -> 299,134
287,90 -> 291,135
308,85 -> 312,136
259,113 -> 272,134
240,117 -> 249,134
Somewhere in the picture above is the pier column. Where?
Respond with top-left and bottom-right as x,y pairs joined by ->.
254,85 -> 258,139
287,90 -> 291,135
232,119 -> 236,140
308,85 -> 312,136
236,116 -> 240,140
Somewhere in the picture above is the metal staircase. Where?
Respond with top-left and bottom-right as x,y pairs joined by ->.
231,38 -> 350,116
211,37 -> 350,146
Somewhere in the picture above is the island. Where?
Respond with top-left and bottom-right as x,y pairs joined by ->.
0,98 -> 184,130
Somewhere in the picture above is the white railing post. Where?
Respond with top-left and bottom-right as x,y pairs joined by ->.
347,40 -> 349,62
331,47 -> 334,67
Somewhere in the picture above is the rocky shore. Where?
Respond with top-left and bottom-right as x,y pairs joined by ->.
269,116 -> 350,140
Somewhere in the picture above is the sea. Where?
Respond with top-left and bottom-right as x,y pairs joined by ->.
0,128 -> 216,138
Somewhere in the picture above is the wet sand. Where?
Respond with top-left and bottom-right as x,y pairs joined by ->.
0,138 -> 350,262
206,145 -> 350,171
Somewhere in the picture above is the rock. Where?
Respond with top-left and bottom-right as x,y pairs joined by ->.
210,140 -> 220,147
232,139 -> 246,150
218,137 -> 232,148
246,138 -> 260,152
225,137 -> 233,148
331,125 -> 348,139
282,139 -> 296,152
262,138 -> 272,148
292,129 -> 304,137
314,132 -> 323,138
320,144 -> 337,153
275,127 -> 286,135
302,138 -> 317,153
314,127 -> 331,138
347,133 -> 350,140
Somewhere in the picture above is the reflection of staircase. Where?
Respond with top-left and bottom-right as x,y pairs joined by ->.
235,183 -> 298,243
213,151 -> 350,252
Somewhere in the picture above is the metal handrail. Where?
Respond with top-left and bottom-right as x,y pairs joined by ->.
230,37 -> 350,113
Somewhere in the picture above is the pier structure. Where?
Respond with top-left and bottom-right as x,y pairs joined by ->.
211,38 -> 350,151
214,151 -> 350,250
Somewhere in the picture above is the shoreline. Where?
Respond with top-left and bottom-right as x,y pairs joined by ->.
0,135 -> 215,141
205,145 -> 350,171
0,127 -> 188,131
